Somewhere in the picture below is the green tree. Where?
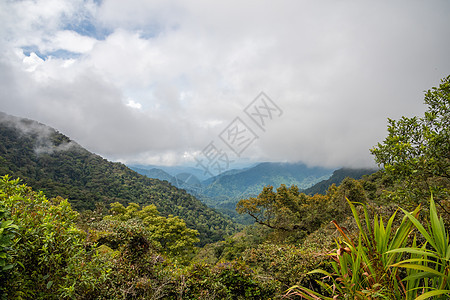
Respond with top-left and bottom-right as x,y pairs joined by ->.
105,202 -> 200,259
236,181 -> 363,242
236,185 -> 302,232
371,75 -> 450,210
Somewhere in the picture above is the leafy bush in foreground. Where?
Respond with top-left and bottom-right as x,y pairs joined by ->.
0,175 -> 108,299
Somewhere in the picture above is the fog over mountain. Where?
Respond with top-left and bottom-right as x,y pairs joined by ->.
1,1 -> 449,168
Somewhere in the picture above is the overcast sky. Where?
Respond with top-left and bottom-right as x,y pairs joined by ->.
0,0 -> 449,170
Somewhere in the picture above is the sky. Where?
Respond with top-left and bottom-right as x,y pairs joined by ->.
0,0 -> 449,171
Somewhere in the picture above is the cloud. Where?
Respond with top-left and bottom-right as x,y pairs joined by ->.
46,30 -> 97,54
126,99 -> 142,110
0,0 -> 449,168
0,111 -> 79,155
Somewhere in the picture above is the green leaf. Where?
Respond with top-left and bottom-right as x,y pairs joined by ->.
2,263 -> 14,271
387,248 -> 440,260
403,271 -> 439,282
391,263 -> 444,277
307,269 -> 332,277
428,196 -> 447,256
394,257 -> 444,267
46,281 -> 53,289
400,208 -> 436,250
414,289 -> 450,300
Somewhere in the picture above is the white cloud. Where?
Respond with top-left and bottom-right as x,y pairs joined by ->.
1,0 -> 449,168
49,30 -> 97,53
22,52 -> 45,72
126,99 -> 142,110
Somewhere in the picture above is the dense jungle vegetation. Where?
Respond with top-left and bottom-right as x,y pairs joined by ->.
0,76 -> 449,299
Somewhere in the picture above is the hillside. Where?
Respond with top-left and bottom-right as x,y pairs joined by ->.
0,112 -> 236,245
201,161 -> 332,200
129,166 -> 175,183
303,167 -> 378,195
130,164 -> 213,181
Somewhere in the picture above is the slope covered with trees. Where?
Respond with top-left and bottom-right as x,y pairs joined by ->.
303,167 -> 377,195
0,112 -> 236,245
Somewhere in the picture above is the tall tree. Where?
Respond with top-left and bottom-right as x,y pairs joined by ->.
371,75 -> 450,210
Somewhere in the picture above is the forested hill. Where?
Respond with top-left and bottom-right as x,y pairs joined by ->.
201,161 -> 333,201
0,112 -> 236,244
303,167 -> 378,195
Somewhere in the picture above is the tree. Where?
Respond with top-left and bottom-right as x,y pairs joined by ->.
371,75 -> 450,210
236,185 -> 302,232
236,184 -> 350,238
105,202 -> 200,259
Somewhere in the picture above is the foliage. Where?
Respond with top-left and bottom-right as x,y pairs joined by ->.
92,238 -> 179,299
0,199 -> 18,298
193,224 -> 272,265
182,260 -> 278,299
243,243 -> 326,290
236,179 -> 366,243
103,202 -> 200,260
390,196 -> 450,299
287,197 -> 450,300
0,175 -> 109,299
371,75 -> 450,209
236,185 -> 303,232
0,203 -> 17,271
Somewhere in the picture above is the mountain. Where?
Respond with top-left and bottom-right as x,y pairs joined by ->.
201,162 -> 333,200
129,166 -> 175,182
130,166 -> 204,195
0,112 -> 236,245
130,164 -> 212,181
303,167 -> 378,195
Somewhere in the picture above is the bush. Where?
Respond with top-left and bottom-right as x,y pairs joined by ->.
243,243 -> 326,290
0,175 -> 108,299
182,260 -> 279,299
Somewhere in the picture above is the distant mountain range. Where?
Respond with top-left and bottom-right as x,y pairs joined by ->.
0,112 -> 236,244
131,162 -> 333,200
130,164 -> 214,181
131,162 -> 377,223
201,162 -> 333,199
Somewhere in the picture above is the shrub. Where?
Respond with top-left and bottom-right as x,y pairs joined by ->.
0,175 -> 108,299
243,243 -> 326,290
182,260 -> 279,299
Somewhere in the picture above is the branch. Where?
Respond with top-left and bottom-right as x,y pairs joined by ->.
248,212 -> 290,231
